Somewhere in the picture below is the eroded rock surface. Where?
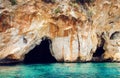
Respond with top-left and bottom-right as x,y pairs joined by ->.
0,0 -> 120,63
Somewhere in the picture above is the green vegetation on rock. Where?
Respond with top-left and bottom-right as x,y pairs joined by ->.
54,8 -> 61,14
10,0 -> 17,5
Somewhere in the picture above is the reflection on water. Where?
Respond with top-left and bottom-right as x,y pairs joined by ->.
0,63 -> 120,78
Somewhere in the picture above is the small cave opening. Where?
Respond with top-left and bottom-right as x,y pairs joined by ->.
23,37 -> 57,64
93,46 -> 105,57
92,46 -> 105,62
92,38 -> 105,61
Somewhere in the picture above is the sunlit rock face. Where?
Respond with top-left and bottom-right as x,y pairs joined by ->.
0,0 -> 120,63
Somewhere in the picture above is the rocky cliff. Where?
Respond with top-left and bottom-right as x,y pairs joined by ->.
0,0 -> 120,64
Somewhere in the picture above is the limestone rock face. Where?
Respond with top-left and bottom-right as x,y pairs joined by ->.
0,0 -> 120,63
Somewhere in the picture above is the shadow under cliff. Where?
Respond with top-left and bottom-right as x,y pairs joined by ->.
24,37 -> 57,64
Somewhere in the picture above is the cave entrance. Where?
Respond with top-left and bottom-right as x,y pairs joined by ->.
24,37 -> 57,64
92,46 -> 105,62
92,37 -> 105,61
93,46 -> 105,57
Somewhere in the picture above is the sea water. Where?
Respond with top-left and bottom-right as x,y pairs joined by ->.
0,63 -> 120,78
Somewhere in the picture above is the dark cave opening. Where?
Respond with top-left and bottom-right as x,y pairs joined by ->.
92,37 -> 105,61
93,46 -> 105,57
24,37 -> 57,64
92,46 -> 105,62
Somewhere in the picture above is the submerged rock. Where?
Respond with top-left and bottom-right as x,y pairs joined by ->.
0,0 -> 120,63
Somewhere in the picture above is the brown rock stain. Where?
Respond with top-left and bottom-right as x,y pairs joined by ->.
0,12 -> 12,32
70,35 -> 75,62
49,22 -> 59,38
51,15 -> 78,37
62,47 -> 64,62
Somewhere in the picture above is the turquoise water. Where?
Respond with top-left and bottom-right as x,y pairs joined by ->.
0,63 -> 120,78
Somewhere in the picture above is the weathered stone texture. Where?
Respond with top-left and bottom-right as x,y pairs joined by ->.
0,0 -> 120,63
